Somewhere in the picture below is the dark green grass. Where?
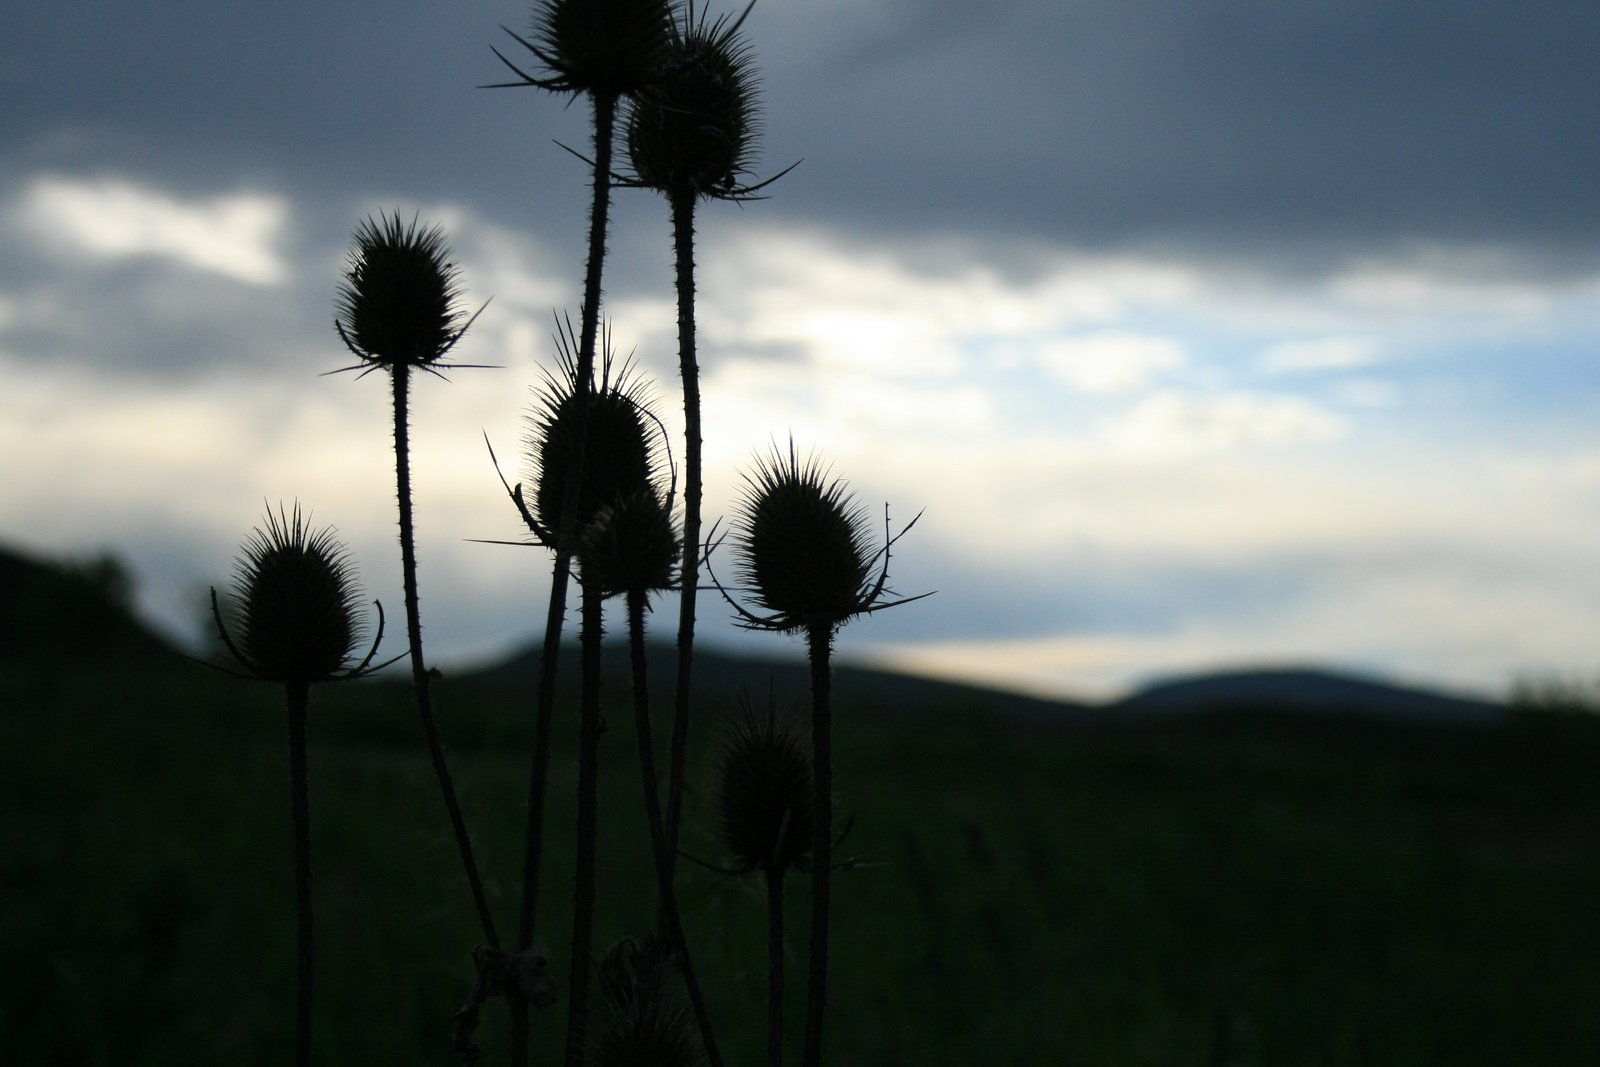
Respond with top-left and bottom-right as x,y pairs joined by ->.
5,658 -> 1600,1065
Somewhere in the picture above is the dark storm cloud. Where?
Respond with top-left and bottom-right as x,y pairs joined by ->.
2,1 -> 1596,256
766,0 -> 1600,247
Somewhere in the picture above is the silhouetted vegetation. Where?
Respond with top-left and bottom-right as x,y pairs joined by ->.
4,578 -> 1600,1064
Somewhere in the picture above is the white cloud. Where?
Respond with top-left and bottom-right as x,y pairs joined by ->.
1331,377 -> 1402,407
1260,335 -> 1381,373
1104,391 -> 1345,457
1037,331 -> 1186,392
21,176 -> 289,285
8,194 -> 1600,702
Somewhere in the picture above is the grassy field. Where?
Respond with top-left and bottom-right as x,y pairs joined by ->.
4,653 -> 1600,1065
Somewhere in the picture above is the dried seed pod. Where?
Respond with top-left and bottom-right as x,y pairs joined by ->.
626,14 -> 760,200
334,213 -> 470,370
577,488 -> 679,597
527,0 -> 677,100
525,339 -> 660,540
714,695 -> 814,874
592,995 -> 702,1067
731,442 -> 874,634
226,505 -> 364,685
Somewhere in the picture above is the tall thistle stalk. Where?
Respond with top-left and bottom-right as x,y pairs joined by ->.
719,442 -> 924,1067
489,12 -> 675,1058
333,214 -> 500,950
209,505 -> 385,1067
578,489 -> 724,1067
622,3 -> 789,871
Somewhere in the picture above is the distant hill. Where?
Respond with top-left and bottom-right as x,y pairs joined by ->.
1107,667 -> 1505,724
0,539 -> 1512,724
453,640 -> 1090,720
0,545 -> 179,666
454,642 -> 1508,725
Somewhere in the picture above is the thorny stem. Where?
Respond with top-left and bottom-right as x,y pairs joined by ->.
766,865 -> 785,1067
576,91 -> 617,387
628,591 -> 724,1067
516,87 -> 620,1067
286,679 -> 313,1067
564,583 -> 606,1067
665,188 -> 701,871
511,552 -> 572,1067
392,364 -> 500,950
802,623 -> 833,1067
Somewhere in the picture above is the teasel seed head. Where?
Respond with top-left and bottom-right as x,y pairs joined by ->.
334,212 -> 471,371
592,994 -> 702,1067
625,11 -> 760,201
524,324 -> 662,545
730,440 -> 875,634
577,487 -> 680,598
222,504 -> 366,685
714,691 -> 814,874
521,0 -> 678,100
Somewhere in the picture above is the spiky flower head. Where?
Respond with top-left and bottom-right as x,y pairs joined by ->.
224,505 -> 365,685
334,212 -> 470,371
592,994 -> 702,1067
730,442 -> 875,634
626,12 -> 760,200
525,330 -> 661,545
714,692 -> 814,874
577,488 -> 680,597
523,0 -> 678,100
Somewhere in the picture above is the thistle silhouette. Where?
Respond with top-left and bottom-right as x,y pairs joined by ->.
716,441 -> 925,1067
711,692 -> 813,1067
592,936 -> 703,1067
575,481 -> 725,1065
513,335 -> 683,1067
487,13 -> 678,1055
620,0 -> 794,902
209,504 -> 385,1067
332,213 -> 501,953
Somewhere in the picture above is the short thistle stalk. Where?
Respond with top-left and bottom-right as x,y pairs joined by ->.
712,693 -> 813,1067
209,504 -> 384,1067
333,214 -> 501,955
715,441 -> 925,1067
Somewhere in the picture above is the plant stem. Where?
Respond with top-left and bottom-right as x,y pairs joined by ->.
576,92 -> 617,386
564,582 -> 606,1067
802,623 -> 833,1067
511,552 -> 572,1067
392,364 -> 500,949
766,865 -> 785,1067
627,590 -> 723,1067
285,678 -> 313,1067
515,87 -> 619,1067
665,188 -> 701,873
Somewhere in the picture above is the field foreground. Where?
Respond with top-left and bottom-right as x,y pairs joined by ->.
5,643 -> 1600,1067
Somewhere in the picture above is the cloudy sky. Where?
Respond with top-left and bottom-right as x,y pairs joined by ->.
2,1 -> 1598,701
